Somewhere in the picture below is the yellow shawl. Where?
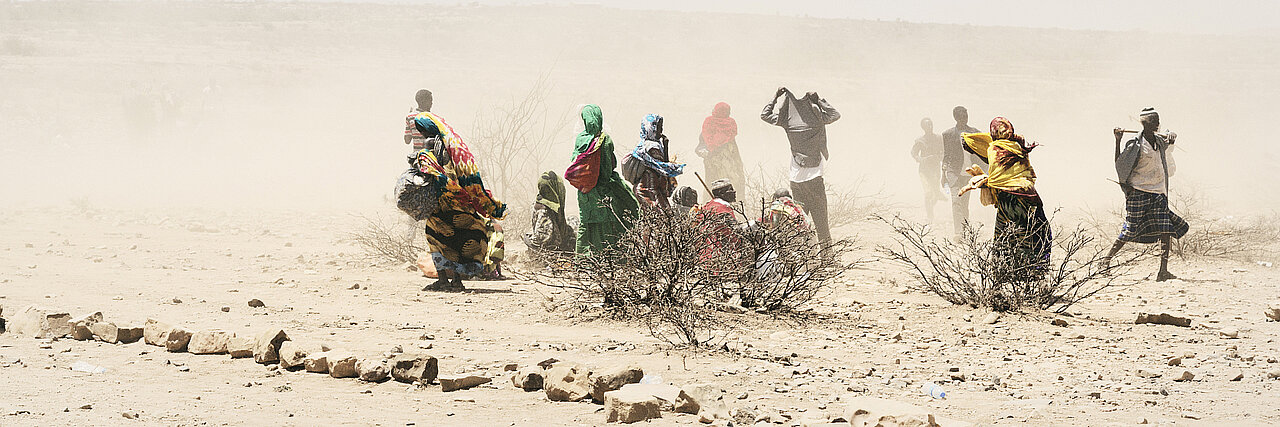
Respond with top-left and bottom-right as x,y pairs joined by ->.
961,132 -> 1036,193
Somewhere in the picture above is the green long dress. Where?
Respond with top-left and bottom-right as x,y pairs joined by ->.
574,105 -> 640,255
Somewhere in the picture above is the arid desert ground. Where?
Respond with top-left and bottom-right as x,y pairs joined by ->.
2,1 -> 1279,426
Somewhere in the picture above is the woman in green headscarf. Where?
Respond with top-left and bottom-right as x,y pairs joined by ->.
522,171 -> 575,254
565,104 -> 639,255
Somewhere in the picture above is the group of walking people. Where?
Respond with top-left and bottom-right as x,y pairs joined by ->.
912,106 -> 1188,280
397,86 -> 1189,291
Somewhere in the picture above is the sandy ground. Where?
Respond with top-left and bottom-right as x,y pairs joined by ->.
1,205 -> 1278,426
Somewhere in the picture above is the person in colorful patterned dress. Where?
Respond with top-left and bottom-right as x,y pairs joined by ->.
411,111 -> 507,291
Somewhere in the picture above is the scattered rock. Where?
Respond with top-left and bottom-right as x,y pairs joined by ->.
89,322 -> 123,343
228,336 -> 255,358
247,299 -> 265,308
1136,369 -> 1161,379
390,353 -> 439,384
1135,313 -> 1191,327
304,351 -> 331,373
70,312 -> 104,341
357,358 -> 390,382
1050,318 -> 1068,327
503,363 -> 518,371
1266,369 -> 1280,380
279,341 -> 321,370
1219,328 -> 1240,339
1265,304 -> 1280,322
545,363 -> 593,402
617,383 -> 691,413
253,329 -> 290,364
439,375 -> 491,392
981,312 -> 1000,325
164,327 -> 193,352
220,306 -> 230,313
842,396 -> 968,427
512,367 -> 545,391
327,352 -> 359,378
9,305 -> 72,338
590,365 -> 645,401
536,358 -> 560,369
1230,371 -> 1244,381
142,319 -> 172,346
188,330 -> 232,355
1167,357 -> 1182,367
604,388 -> 663,423
1172,370 -> 1195,382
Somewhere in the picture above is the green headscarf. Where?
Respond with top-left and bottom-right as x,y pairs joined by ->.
575,104 -> 604,156
536,171 -> 566,215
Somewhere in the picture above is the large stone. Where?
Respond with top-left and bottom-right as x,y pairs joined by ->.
253,329 -> 290,364
843,396 -> 971,427
304,351 -> 332,373
279,341 -> 321,370
603,388 -> 663,423
115,325 -> 143,343
545,364 -> 593,402
357,358 -> 390,382
1265,304 -> 1280,322
188,330 -> 232,354
164,327 -> 193,352
9,305 -> 72,338
390,353 -> 439,384
439,375 -> 491,392
512,367 -> 545,391
618,383 -> 690,412
590,365 -> 644,401
228,336 -> 255,358
143,319 -> 172,346
1135,313 -> 1192,327
90,322 -> 122,343
70,312 -> 104,341
328,352 -> 359,378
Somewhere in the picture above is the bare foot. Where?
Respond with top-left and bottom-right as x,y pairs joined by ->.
1156,270 -> 1178,282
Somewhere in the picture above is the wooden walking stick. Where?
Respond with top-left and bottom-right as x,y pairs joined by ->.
694,172 -> 715,196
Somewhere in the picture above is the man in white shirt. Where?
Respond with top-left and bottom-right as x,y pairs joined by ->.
1104,107 -> 1189,281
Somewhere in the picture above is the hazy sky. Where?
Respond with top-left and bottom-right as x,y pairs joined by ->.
347,0 -> 1280,35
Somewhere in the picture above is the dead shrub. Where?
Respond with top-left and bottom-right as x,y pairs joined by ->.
347,212 -> 425,264
568,200 -> 852,347
880,215 -> 1145,313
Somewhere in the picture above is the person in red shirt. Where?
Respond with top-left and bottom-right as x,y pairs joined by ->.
404,89 -> 433,152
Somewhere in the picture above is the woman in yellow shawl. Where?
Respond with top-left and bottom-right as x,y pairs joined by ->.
412,112 -> 507,291
960,117 -> 1051,282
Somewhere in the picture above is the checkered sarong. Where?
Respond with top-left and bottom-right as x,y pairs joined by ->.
1118,189 -> 1189,244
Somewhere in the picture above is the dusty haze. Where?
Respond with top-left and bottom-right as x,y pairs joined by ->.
2,1 -> 1278,218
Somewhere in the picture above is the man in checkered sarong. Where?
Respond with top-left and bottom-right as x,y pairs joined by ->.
1103,107 -> 1189,281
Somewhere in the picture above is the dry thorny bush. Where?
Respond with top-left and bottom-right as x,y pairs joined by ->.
880,214 -> 1146,313
1082,186 -> 1280,261
561,200 -> 854,347
347,211 -> 425,264
744,165 -> 890,229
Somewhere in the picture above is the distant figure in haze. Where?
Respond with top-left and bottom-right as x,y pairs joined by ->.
960,117 -> 1051,283
1103,107 -> 1188,281
941,106 -> 984,239
565,104 -> 640,256
404,89 -> 433,152
410,112 -> 507,291
523,171 -> 576,255
760,87 -> 840,244
623,114 -> 684,209
697,102 -> 745,196
911,117 -> 945,223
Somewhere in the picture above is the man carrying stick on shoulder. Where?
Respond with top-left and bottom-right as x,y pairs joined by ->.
1103,107 -> 1188,281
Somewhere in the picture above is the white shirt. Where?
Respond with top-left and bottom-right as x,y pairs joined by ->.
1129,135 -> 1176,194
789,155 -> 825,183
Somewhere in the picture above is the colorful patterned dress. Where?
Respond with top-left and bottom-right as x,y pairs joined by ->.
411,112 -> 507,276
